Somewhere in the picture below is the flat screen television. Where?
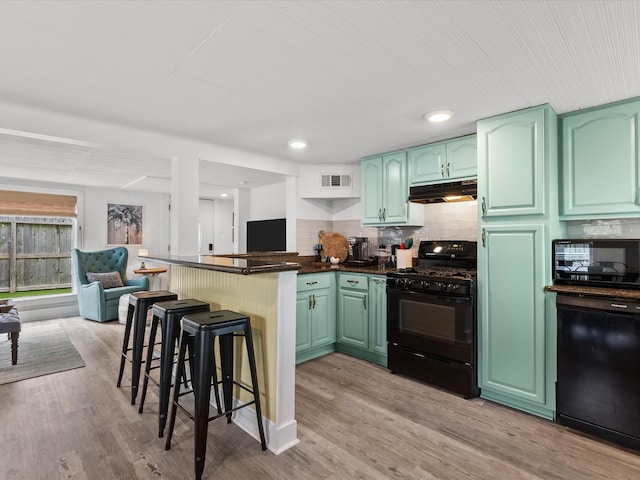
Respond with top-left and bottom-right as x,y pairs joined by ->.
246,218 -> 286,252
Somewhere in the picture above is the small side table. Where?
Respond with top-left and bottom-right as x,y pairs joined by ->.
134,267 -> 168,290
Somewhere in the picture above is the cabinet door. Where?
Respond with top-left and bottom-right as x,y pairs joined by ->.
478,106 -> 547,217
337,289 -> 369,348
409,143 -> 446,185
382,152 -> 408,223
296,292 -> 312,352
310,288 -> 335,347
447,135 -> 477,180
369,276 -> 387,357
561,100 -> 640,217
361,156 -> 384,224
479,224 -> 547,406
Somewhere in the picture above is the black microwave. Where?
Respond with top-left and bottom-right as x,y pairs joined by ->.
553,239 -> 640,289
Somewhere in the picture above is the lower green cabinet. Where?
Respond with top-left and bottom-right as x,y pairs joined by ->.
296,273 -> 336,363
296,271 -> 388,366
336,273 -> 388,367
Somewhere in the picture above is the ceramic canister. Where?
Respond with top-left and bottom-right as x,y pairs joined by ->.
396,249 -> 413,269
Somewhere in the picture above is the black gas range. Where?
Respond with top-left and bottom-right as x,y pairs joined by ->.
386,240 -> 478,398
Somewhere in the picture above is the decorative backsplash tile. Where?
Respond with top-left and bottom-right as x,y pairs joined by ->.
296,201 -> 478,256
566,219 -> 640,238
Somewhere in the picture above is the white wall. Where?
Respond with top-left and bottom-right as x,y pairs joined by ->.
249,182 -> 287,220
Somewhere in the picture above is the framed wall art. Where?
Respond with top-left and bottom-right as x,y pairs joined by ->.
107,203 -> 143,245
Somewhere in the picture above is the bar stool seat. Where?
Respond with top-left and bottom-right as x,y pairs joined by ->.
116,290 -> 177,405
138,298 -> 211,437
165,310 -> 267,480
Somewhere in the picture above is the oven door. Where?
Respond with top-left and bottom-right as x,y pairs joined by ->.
387,286 -> 474,364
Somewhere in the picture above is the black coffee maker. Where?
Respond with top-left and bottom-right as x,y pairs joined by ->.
346,237 -> 375,266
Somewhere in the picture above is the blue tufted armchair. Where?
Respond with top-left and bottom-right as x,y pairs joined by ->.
71,247 -> 149,322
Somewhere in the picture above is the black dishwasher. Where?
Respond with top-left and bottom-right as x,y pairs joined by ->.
557,294 -> 640,449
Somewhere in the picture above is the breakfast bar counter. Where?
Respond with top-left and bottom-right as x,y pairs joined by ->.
144,254 -> 300,454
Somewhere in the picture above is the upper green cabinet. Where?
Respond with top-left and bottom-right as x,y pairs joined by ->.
409,135 -> 477,185
478,106 -> 553,218
560,98 -> 640,218
361,152 -> 423,226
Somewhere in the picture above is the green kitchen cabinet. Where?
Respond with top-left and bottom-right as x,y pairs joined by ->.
296,273 -> 336,363
361,152 -> 423,226
560,97 -> 640,218
478,106 -> 552,218
336,273 -> 387,366
477,104 -> 563,420
368,275 -> 388,363
478,224 -> 555,419
409,135 -> 477,185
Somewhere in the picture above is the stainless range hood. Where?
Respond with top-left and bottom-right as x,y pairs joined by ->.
408,179 -> 477,204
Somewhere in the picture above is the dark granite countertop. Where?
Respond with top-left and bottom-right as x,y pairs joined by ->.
297,261 -> 388,276
144,254 -> 301,275
545,284 -> 640,300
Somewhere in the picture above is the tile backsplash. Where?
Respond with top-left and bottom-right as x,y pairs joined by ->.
566,218 -> 640,238
296,201 -> 478,256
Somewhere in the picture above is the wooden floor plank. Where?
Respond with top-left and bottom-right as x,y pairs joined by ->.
1,316 -> 640,479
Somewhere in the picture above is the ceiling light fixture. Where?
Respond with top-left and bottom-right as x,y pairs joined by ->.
425,110 -> 453,123
288,139 -> 308,149
220,193 -> 228,197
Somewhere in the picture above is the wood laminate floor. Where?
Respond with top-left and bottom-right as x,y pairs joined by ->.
2,316 -> 640,479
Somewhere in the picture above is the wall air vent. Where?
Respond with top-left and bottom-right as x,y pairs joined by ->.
321,174 -> 352,188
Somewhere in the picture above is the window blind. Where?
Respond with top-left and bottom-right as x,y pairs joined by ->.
0,190 -> 77,217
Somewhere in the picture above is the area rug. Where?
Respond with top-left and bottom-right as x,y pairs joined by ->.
0,321 -> 84,385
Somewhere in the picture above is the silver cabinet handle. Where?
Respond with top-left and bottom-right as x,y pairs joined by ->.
446,161 -> 450,177
482,228 -> 486,247
363,296 -> 367,310
440,162 -> 445,178
312,294 -> 316,309
378,208 -> 382,221
382,208 -> 386,221
308,294 -> 312,310
347,279 -> 359,284
481,196 -> 487,216
306,280 -> 318,285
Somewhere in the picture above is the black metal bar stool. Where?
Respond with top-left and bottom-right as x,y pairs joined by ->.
138,298 -> 211,438
165,310 -> 267,480
117,290 -> 177,405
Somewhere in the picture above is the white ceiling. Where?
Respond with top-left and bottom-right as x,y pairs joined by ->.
0,0 -> 639,195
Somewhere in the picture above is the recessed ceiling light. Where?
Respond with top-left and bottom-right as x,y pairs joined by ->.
288,139 -> 308,149
220,193 -> 228,197
425,110 -> 453,123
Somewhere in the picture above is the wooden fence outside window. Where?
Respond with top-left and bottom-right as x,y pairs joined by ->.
0,216 -> 73,293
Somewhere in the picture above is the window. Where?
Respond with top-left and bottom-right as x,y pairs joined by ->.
0,191 -> 76,296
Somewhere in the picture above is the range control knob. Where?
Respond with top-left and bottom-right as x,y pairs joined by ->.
401,279 -> 414,289
435,281 -> 445,291
419,280 -> 431,290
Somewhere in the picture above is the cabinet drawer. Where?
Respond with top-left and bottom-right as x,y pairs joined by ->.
339,273 -> 368,291
297,273 -> 332,292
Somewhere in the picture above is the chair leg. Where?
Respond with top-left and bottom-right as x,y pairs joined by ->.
10,331 -> 19,366
139,313 -> 160,414
219,333 -> 234,424
244,324 -> 267,450
158,313 -> 179,438
193,330 -> 214,480
117,304 -> 135,387
165,331 -> 189,451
